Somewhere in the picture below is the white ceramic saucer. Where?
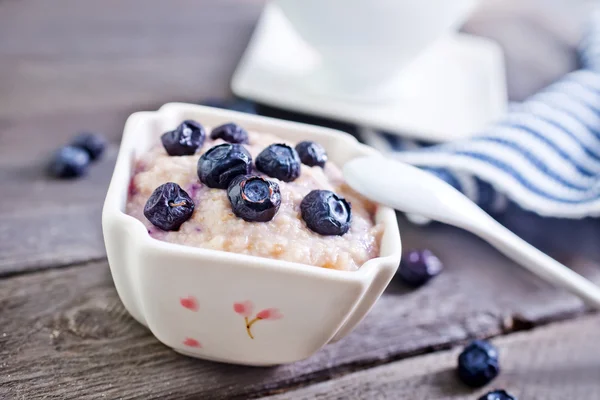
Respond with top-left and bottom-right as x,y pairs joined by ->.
231,3 -> 508,142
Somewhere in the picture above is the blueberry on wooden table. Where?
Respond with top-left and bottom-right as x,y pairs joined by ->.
397,249 -> 443,287
457,340 -> 500,387
300,190 -> 351,236
478,390 -> 517,400
143,182 -> 195,231
295,141 -> 327,168
256,143 -> 301,182
227,175 -> 281,222
197,143 -> 252,189
210,122 -> 249,144
161,120 -> 206,156
49,145 -> 91,178
71,132 -> 106,161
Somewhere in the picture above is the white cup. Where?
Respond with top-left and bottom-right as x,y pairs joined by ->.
275,0 -> 480,100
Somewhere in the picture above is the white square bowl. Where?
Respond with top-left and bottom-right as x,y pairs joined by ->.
102,103 -> 401,366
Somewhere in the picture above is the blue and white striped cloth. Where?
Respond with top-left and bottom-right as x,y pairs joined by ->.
363,9 -> 600,219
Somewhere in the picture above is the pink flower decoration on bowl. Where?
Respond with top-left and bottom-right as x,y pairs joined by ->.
233,300 -> 254,317
183,338 -> 201,348
256,308 -> 283,320
180,296 -> 199,311
233,301 -> 283,339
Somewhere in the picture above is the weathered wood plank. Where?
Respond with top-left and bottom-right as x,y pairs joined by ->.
0,0 -> 264,121
1,227 -> 598,399
0,110 -> 122,275
0,205 -> 104,276
262,314 -> 600,400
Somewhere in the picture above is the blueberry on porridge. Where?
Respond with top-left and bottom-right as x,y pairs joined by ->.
161,120 -> 206,156
301,190 -> 351,236
255,143 -> 301,182
210,122 -> 249,144
197,143 -> 253,189
295,141 -> 328,168
126,119 -> 382,271
228,175 -> 281,222
143,182 -> 195,231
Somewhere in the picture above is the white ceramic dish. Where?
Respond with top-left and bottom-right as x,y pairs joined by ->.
102,102 -> 401,366
231,2 -> 508,142
274,0 -> 480,94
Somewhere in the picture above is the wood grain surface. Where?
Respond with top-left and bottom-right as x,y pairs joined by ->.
0,110 -> 126,275
0,0 -> 264,120
1,0 -> 599,399
1,225 -> 598,399
262,315 -> 600,400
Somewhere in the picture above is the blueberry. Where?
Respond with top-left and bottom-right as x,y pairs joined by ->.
143,182 -> 195,231
300,190 -> 351,236
197,143 -> 252,189
295,141 -> 327,168
227,175 -> 281,222
161,120 -> 206,156
397,249 -> 443,287
210,123 -> 249,144
457,340 -> 500,387
255,144 -> 301,182
71,132 -> 106,161
478,390 -> 517,400
49,146 -> 91,178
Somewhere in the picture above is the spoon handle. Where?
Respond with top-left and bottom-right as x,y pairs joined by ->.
343,156 -> 600,308
472,215 -> 600,309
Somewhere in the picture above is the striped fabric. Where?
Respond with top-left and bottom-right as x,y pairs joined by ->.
363,9 -> 600,219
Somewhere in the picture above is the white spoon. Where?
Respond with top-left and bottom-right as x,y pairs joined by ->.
343,155 -> 600,309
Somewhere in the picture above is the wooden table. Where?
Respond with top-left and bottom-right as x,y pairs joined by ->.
1,1 -> 599,399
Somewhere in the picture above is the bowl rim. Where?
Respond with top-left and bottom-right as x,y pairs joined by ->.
103,102 -> 401,284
